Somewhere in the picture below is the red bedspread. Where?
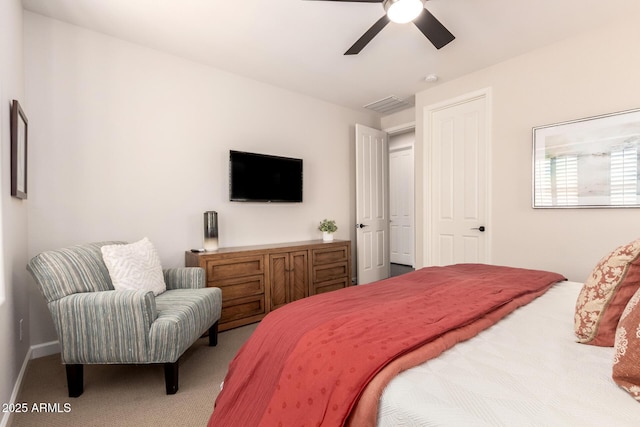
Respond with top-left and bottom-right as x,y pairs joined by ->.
208,264 -> 565,427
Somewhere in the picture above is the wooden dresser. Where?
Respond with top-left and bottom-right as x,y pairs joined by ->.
185,240 -> 352,331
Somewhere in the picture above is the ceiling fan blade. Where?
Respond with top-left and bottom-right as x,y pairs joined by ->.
345,15 -> 390,55
412,8 -> 455,49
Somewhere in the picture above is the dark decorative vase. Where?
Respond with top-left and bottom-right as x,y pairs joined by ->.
203,211 -> 219,251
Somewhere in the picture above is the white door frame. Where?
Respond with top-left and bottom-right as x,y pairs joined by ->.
423,88 -> 492,267
384,121 -> 416,135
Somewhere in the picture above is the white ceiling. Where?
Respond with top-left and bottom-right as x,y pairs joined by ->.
21,0 -> 640,114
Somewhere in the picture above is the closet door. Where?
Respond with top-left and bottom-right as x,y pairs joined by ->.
428,93 -> 489,266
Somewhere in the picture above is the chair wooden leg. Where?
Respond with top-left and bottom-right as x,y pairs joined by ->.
209,321 -> 219,347
66,364 -> 83,398
164,362 -> 179,395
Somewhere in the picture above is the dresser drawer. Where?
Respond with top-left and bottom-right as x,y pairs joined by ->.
312,261 -> 349,284
212,275 -> 264,300
206,255 -> 264,281
313,277 -> 350,295
311,247 -> 348,265
221,294 -> 266,324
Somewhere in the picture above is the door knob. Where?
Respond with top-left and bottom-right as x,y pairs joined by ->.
471,226 -> 486,232
356,223 -> 369,229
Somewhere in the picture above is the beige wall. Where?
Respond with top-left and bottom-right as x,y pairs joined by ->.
414,15 -> 640,281
24,12 -> 378,347
0,0 -> 30,424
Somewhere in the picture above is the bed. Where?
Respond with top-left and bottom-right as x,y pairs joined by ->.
208,259 -> 640,426
377,280 -> 640,426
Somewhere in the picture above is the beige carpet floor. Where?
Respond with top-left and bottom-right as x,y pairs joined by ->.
9,323 -> 257,427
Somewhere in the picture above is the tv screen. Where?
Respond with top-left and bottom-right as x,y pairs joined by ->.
229,150 -> 303,202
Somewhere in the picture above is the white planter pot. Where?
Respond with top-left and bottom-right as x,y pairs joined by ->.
322,231 -> 334,242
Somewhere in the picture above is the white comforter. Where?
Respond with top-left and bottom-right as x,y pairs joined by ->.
378,281 -> 640,426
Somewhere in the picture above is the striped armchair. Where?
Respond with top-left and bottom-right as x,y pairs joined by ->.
27,241 -> 222,397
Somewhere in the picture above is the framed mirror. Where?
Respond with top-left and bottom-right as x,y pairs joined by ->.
533,108 -> 640,208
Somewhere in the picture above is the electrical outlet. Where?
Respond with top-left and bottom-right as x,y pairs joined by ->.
19,319 -> 23,342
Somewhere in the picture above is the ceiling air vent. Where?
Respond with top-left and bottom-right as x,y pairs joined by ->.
363,96 -> 411,114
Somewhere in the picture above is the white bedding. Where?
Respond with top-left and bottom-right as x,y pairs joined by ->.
378,281 -> 640,426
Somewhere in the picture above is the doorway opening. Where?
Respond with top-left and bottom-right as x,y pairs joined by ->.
388,125 -> 415,277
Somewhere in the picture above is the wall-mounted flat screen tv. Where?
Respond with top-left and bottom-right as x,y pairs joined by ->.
229,150 -> 303,203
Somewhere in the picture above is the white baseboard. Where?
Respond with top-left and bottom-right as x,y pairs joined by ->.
30,340 -> 60,359
0,341 -> 60,427
0,347 -> 32,427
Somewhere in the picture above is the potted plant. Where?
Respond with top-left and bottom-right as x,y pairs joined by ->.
318,219 -> 337,242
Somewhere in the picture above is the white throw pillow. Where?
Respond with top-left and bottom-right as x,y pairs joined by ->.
101,238 -> 166,296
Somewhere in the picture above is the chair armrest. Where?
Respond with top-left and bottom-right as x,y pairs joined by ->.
48,290 -> 157,364
163,267 -> 205,290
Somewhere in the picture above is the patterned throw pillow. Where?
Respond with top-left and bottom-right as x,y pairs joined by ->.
613,288 -> 640,401
574,239 -> 640,346
101,238 -> 166,296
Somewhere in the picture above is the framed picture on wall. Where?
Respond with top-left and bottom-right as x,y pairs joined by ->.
10,99 -> 28,200
532,108 -> 640,208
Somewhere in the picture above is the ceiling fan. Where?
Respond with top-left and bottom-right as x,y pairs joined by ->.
309,0 -> 455,55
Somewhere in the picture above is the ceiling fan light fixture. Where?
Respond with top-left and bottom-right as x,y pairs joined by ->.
384,0 -> 424,24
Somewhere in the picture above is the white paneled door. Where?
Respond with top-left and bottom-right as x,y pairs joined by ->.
355,124 -> 390,284
428,94 -> 489,266
389,146 -> 414,266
